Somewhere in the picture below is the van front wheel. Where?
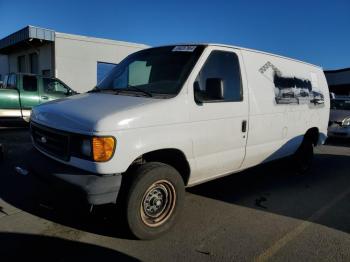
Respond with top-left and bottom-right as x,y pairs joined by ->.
125,162 -> 185,239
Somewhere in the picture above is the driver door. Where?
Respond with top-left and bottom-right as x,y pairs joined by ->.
188,47 -> 249,183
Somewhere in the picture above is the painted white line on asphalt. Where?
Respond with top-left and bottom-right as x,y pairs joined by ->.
255,187 -> 350,262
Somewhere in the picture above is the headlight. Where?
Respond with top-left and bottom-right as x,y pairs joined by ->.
342,117 -> 350,126
92,136 -> 116,162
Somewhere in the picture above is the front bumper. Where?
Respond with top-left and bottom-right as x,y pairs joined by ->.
26,147 -> 122,205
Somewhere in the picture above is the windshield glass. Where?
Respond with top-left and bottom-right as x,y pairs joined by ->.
331,99 -> 350,110
96,45 -> 205,96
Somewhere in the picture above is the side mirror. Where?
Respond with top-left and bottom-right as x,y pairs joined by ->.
193,81 -> 202,103
194,78 -> 224,103
66,88 -> 78,95
206,78 -> 224,100
66,88 -> 76,96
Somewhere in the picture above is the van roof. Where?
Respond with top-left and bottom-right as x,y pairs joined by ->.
154,43 -> 322,70
211,43 -> 322,69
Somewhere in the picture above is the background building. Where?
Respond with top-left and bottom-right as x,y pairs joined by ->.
324,68 -> 350,96
0,26 -> 148,93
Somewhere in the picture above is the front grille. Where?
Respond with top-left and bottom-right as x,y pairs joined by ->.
31,122 -> 70,161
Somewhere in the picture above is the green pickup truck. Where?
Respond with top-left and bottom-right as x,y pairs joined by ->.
0,73 -> 75,124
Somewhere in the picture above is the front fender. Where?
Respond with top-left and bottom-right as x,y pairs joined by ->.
111,124 -> 194,174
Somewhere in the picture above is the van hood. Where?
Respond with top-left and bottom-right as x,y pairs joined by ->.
31,93 -> 185,133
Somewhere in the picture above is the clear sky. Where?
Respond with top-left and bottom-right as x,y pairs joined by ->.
0,0 -> 349,70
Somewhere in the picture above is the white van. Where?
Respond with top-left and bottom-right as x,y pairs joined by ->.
28,44 -> 330,239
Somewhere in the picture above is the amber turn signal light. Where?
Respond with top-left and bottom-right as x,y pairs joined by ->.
92,137 -> 116,162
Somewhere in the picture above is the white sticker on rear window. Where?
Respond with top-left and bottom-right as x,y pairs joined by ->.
172,46 -> 197,52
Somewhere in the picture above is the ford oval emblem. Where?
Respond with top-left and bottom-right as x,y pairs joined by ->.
40,136 -> 47,143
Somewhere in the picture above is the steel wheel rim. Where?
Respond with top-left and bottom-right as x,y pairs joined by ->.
140,179 -> 176,227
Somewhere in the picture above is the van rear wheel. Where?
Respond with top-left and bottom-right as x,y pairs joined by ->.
125,162 -> 185,240
294,139 -> 314,174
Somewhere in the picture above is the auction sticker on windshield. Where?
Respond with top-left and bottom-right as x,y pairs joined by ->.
172,46 -> 197,52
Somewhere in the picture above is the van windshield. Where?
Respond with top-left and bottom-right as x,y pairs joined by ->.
96,45 -> 204,97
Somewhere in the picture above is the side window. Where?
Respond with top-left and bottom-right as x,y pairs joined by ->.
2,75 -> 8,88
194,50 -> 242,102
23,75 -> 38,92
1,75 -> 7,88
43,79 -> 68,94
7,74 -> 17,89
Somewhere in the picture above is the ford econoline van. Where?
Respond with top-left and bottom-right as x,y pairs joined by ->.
28,44 -> 330,239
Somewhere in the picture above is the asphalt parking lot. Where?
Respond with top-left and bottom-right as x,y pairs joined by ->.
0,128 -> 349,261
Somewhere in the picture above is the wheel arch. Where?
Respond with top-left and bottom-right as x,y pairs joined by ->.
126,148 -> 191,186
304,127 -> 319,146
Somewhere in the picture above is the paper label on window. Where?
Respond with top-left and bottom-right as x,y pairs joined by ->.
172,46 -> 196,52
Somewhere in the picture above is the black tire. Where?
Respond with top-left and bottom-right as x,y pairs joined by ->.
293,139 -> 314,174
125,162 -> 185,240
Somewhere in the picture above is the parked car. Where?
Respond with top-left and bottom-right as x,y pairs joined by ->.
328,97 -> 350,138
27,44 -> 330,239
0,73 -> 76,124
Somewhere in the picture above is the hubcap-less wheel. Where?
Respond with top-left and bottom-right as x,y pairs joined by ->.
293,139 -> 314,175
125,162 -> 185,239
140,180 -> 176,227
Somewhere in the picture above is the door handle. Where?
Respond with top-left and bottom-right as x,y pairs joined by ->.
41,96 -> 49,100
242,120 -> 247,133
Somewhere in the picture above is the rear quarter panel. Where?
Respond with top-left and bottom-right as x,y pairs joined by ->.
240,50 -> 329,169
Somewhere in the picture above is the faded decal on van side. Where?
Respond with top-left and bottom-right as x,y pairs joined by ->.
259,62 -> 324,105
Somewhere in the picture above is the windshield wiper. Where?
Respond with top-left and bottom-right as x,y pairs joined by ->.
90,86 -> 152,97
88,88 -> 118,93
124,85 -> 153,97
87,88 -> 101,93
